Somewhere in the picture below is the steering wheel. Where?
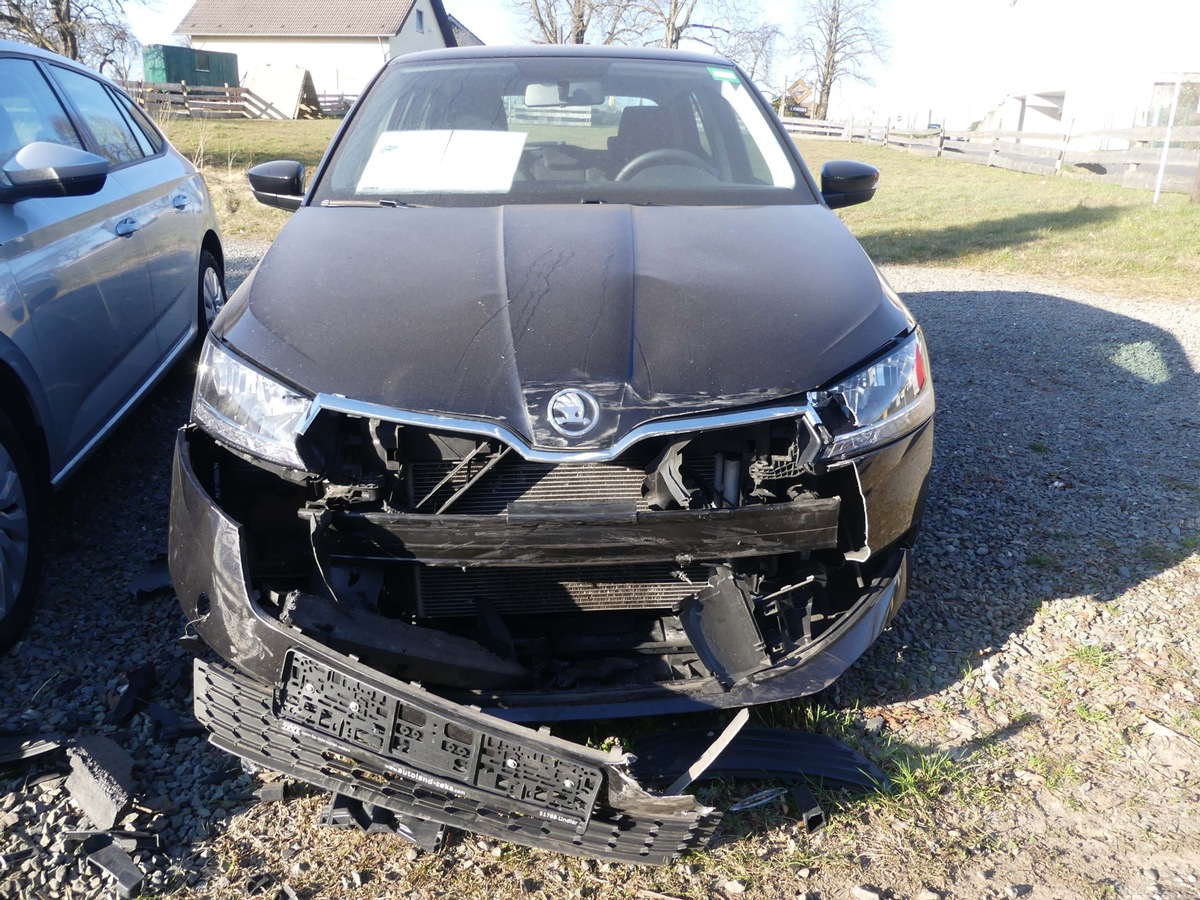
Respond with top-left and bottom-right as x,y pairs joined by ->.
615,148 -> 717,182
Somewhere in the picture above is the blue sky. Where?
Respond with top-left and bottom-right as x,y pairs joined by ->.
129,0 -> 1200,128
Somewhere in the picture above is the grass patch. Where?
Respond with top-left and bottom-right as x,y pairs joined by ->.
1137,543 -> 1189,569
1028,552 -> 1061,569
795,138 -> 1200,301
1037,666 -> 1073,706
159,117 -> 340,172
1070,643 -> 1114,669
1075,702 -> 1111,724
1159,475 -> 1199,493
195,168 -> 295,242
1025,751 -> 1081,791
1028,441 -> 1051,453
885,748 -> 963,805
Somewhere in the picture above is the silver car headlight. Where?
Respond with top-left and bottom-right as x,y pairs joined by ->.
810,330 -> 933,459
192,339 -> 313,470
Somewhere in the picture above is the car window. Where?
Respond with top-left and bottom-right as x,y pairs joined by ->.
314,57 -> 809,208
110,88 -> 164,155
0,58 -> 84,170
49,64 -> 147,166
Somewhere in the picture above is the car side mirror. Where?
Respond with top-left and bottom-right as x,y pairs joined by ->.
248,160 -> 305,211
0,142 -> 109,204
820,160 -> 879,209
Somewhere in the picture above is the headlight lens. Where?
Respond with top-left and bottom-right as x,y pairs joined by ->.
192,339 -> 312,470
810,330 -> 933,458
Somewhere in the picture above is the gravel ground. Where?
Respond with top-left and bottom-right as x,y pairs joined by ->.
1,251 -> 1198,900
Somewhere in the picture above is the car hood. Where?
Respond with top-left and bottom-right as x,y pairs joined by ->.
218,204 -> 911,450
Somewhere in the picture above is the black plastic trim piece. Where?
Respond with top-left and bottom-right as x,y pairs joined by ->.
628,727 -> 890,792
194,660 -> 720,865
309,495 -> 840,566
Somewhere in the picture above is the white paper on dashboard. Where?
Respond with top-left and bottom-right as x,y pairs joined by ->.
357,130 -> 526,194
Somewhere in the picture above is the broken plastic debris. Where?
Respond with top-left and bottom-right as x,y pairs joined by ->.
128,557 -> 173,597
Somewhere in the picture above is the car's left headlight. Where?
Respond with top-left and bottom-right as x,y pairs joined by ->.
810,329 -> 933,459
192,338 -> 313,470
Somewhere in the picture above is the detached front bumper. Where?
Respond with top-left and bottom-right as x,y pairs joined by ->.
193,659 -> 719,863
171,431 -> 719,863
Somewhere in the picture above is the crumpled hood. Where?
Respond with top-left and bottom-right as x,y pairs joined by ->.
218,204 -> 911,450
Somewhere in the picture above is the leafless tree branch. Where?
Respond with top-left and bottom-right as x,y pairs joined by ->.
1,0 -> 140,71
794,0 -> 887,120
512,0 -> 644,45
510,0 -> 781,87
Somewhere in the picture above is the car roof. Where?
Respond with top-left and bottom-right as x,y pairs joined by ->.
0,39 -> 108,77
387,43 -> 737,69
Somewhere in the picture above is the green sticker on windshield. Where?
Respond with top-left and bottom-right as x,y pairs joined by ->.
708,67 -> 740,84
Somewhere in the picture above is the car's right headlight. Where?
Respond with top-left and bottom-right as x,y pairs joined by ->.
809,329 -> 934,459
192,339 -> 312,470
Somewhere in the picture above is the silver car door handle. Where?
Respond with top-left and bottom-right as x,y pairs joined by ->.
115,217 -> 140,237
172,193 -> 189,210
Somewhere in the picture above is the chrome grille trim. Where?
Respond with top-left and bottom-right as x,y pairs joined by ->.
299,395 -> 821,463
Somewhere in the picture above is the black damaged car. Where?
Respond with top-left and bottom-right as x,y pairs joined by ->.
169,45 -> 934,863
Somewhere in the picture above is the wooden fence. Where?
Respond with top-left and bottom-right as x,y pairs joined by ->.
317,93 -> 358,117
511,106 -> 596,126
781,117 -> 1200,197
120,81 -> 296,121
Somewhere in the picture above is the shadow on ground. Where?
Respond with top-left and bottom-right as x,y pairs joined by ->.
860,206 -> 1125,265
837,286 -> 1200,711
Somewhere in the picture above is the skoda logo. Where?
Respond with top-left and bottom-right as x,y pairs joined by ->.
547,388 -> 600,438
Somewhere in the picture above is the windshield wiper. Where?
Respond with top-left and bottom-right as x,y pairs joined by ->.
320,199 -> 427,208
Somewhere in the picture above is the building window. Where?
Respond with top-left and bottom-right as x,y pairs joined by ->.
416,9 -> 424,32
195,51 -> 211,73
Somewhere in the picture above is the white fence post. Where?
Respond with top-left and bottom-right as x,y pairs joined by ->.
1055,119 -> 1074,175
1154,73 -> 1183,204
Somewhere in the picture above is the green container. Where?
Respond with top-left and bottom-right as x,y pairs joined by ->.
142,45 -> 239,87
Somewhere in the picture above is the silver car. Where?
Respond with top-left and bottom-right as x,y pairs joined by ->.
0,40 -> 225,651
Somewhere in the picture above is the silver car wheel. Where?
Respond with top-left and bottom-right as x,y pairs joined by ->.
0,441 -> 30,621
202,263 -> 226,329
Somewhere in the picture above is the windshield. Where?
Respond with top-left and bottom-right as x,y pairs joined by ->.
311,56 -> 814,208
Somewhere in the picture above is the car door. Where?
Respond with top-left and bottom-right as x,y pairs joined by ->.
48,67 -> 202,355
113,90 -> 203,355
0,54 -> 158,480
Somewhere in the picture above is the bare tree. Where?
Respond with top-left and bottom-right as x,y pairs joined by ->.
87,18 -> 140,79
711,19 -> 780,82
514,0 -> 642,45
625,0 -> 778,83
1,0 -> 140,72
512,0 -> 781,86
795,0 -> 887,120
629,0 -> 701,48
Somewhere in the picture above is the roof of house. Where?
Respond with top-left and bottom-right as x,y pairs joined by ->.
447,13 -> 483,47
176,0 -> 457,42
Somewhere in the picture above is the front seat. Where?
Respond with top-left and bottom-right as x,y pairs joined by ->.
445,94 -> 508,131
608,106 -> 674,171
